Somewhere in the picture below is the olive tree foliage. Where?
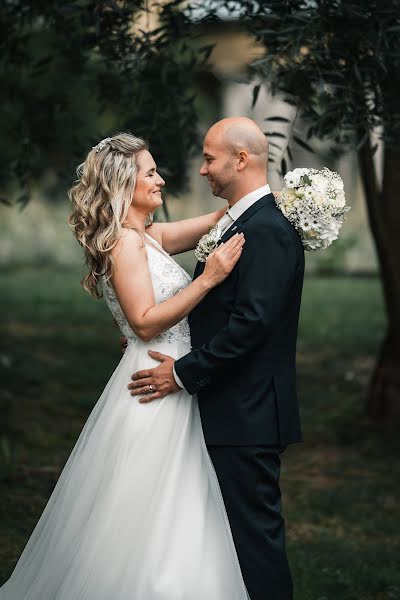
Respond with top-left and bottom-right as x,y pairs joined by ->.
0,0 -> 211,210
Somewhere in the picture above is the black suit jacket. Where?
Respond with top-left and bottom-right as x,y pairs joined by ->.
175,193 -> 305,446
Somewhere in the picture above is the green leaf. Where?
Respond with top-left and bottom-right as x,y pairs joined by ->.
357,132 -> 369,150
371,143 -> 379,156
265,116 -> 291,123
252,84 -> 261,108
199,44 -> 215,60
265,131 -> 287,138
353,63 -> 363,84
16,193 -> 30,210
293,136 -> 315,153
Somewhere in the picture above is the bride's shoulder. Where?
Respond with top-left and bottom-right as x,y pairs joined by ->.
112,228 -> 147,261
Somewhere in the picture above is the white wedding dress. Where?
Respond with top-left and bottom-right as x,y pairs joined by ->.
0,233 -> 249,600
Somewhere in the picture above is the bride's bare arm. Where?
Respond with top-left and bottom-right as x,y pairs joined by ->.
147,191 -> 281,255
111,230 -> 245,342
147,205 -> 227,255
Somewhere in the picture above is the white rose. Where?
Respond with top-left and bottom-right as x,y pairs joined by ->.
332,177 -> 344,191
310,174 -> 329,192
335,193 -> 346,208
282,188 -> 297,202
305,238 -> 322,250
313,192 -> 326,206
319,221 -> 339,240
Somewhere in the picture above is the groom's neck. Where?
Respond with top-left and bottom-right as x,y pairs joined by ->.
227,177 -> 268,206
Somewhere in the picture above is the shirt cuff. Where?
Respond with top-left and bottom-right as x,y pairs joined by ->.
172,363 -> 185,390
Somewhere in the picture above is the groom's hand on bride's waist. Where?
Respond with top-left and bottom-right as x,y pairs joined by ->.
128,350 -> 180,403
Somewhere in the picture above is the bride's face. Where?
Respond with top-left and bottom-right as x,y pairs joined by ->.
132,150 -> 165,211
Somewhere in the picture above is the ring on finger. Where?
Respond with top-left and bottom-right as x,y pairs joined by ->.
149,384 -> 155,393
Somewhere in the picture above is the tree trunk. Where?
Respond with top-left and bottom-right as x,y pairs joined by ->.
358,141 -> 400,420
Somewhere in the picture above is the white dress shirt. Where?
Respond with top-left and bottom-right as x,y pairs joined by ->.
172,184 -> 272,390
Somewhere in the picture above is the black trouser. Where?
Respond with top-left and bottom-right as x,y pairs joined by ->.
207,445 -> 293,600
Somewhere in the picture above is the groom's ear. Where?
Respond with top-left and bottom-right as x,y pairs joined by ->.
237,149 -> 249,171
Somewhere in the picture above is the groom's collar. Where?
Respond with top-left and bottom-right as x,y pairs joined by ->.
219,191 -> 276,244
227,184 -> 271,222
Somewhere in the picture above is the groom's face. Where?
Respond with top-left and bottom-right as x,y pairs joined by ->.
200,132 -> 237,200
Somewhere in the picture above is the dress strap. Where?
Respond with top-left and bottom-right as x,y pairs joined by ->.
144,232 -> 192,283
144,232 -> 170,257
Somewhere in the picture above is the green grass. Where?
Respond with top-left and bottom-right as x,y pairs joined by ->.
1,267 -> 399,600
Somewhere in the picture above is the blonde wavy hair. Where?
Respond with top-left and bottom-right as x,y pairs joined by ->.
69,132 -> 148,298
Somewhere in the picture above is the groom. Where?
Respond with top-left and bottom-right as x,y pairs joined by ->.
129,117 -> 304,600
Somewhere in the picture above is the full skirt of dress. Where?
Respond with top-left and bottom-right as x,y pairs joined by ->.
0,339 -> 249,600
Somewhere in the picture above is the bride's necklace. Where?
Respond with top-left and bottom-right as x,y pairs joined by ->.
122,222 -> 143,232
122,222 -> 146,245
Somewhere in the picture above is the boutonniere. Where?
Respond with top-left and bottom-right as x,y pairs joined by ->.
194,226 -> 220,262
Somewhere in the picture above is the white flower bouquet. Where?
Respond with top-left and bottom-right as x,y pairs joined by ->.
275,167 -> 350,250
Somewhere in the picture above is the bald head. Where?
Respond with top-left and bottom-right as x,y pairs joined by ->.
207,117 -> 269,167
200,117 -> 269,203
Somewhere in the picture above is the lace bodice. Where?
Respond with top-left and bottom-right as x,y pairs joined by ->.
101,233 -> 192,345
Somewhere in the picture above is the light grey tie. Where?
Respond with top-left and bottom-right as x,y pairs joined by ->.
216,210 -> 234,239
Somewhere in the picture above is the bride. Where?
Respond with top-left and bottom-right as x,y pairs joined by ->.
0,132 -> 250,599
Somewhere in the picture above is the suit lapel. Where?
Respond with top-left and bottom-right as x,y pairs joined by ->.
218,193 -> 276,245
193,193 -> 276,279
193,260 -> 204,280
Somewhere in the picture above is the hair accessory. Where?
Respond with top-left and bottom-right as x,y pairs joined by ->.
92,137 -> 112,153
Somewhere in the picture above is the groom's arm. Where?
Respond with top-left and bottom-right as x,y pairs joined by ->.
174,222 -> 297,395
